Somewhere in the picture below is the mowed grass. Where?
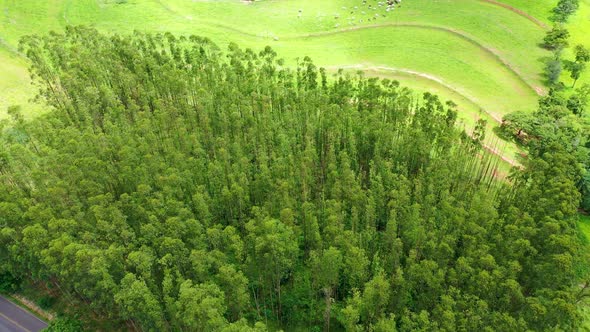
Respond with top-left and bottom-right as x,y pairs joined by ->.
499,0 -> 555,24
0,49 -> 43,119
0,0 -> 561,164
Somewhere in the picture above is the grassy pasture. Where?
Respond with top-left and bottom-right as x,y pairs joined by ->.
497,0 -> 555,24
0,48 -> 39,118
0,0 -> 571,162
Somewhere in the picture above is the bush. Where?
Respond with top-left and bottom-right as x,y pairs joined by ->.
545,54 -> 563,85
543,26 -> 570,50
553,0 -> 579,22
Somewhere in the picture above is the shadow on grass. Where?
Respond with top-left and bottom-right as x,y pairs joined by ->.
492,125 -> 513,142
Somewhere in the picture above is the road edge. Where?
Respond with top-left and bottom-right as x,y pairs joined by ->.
0,293 -> 53,324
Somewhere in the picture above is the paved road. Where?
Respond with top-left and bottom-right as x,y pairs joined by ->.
0,296 -> 47,332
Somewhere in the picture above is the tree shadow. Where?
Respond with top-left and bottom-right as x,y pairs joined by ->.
492,125 -> 512,142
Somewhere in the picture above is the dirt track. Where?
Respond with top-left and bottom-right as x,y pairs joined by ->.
480,0 -> 548,29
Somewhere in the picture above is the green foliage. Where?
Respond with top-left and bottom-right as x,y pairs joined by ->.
565,45 -> 590,87
0,27 -> 584,331
175,280 -> 227,331
575,45 -> 590,63
0,272 -> 21,293
543,25 -> 570,50
115,273 -> 165,330
503,82 -> 590,213
502,88 -> 589,151
43,317 -> 83,332
545,51 -> 563,86
552,0 -> 580,22
37,296 -> 56,310
564,60 -> 585,87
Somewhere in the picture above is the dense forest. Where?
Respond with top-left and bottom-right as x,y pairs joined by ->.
0,27 -> 587,331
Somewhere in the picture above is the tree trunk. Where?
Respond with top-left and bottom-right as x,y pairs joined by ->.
277,275 -> 282,324
251,284 -> 261,319
323,287 -> 333,332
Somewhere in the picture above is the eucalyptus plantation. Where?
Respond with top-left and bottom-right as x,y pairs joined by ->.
0,27 -> 584,331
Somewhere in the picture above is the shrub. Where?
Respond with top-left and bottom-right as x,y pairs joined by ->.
543,26 -> 570,50
545,53 -> 563,85
553,0 -> 579,22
